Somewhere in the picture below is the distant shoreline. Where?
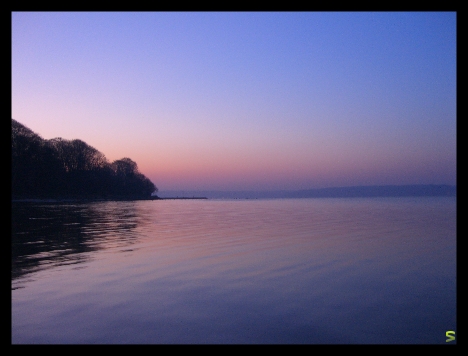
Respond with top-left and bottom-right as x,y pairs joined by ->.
156,184 -> 456,200
12,185 -> 455,203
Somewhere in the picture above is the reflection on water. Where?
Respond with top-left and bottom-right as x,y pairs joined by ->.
11,198 -> 456,344
12,201 -> 143,286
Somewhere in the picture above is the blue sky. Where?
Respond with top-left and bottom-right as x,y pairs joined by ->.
12,12 -> 456,191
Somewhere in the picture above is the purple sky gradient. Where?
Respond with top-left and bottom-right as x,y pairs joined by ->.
12,12 -> 456,191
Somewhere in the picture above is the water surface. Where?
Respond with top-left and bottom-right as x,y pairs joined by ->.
12,197 -> 457,344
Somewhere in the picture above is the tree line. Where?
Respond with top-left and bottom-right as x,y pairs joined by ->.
12,119 -> 157,200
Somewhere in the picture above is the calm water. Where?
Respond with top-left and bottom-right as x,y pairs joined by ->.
11,197 -> 456,344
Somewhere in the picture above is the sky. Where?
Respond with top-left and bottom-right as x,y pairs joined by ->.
11,12 -> 456,191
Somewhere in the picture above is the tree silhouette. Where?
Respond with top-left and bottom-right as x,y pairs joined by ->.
110,158 -> 156,197
12,119 -> 157,200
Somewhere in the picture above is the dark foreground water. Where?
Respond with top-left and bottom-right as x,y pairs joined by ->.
11,197 -> 456,344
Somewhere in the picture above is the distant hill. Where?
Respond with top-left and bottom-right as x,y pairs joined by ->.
285,185 -> 456,198
156,185 -> 456,200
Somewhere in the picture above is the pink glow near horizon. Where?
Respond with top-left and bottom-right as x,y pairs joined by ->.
12,12 -> 456,191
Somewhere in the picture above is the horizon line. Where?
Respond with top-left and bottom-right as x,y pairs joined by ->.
156,184 -> 457,192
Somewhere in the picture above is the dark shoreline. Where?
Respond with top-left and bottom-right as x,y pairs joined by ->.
11,185 -> 455,203
155,197 -> 208,200
11,196 -> 208,203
